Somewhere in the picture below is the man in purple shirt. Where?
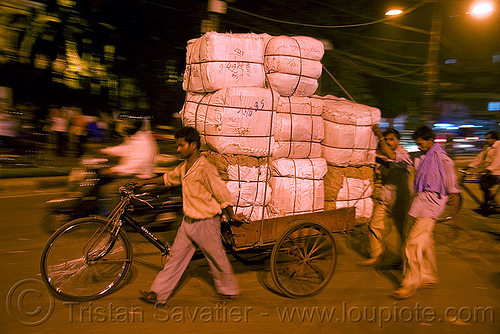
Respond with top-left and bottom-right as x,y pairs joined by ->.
392,125 -> 460,299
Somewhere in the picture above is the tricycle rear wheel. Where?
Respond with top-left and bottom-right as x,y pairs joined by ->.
270,221 -> 336,298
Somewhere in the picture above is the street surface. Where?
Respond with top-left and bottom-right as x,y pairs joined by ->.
0,165 -> 499,334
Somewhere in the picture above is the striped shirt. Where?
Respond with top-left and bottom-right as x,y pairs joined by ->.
163,156 -> 233,220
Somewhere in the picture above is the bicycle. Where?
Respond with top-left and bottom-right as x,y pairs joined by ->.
40,183 -> 179,301
457,168 -> 500,212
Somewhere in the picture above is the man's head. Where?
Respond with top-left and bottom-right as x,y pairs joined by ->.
485,131 -> 498,147
382,127 -> 401,151
175,126 -> 201,159
412,125 -> 435,153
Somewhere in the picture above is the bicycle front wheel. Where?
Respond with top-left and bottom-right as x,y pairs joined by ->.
40,217 -> 133,301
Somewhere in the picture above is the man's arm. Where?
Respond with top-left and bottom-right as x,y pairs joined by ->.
468,148 -> 486,169
134,164 -> 182,188
372,124 -> 396,160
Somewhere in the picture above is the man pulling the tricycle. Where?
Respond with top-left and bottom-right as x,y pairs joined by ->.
136,126 -> 246,306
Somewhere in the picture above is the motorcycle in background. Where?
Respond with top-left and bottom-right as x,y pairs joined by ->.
43,155 -> 183,233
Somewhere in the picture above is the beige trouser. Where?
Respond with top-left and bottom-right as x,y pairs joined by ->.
401,217 -> 438,288
151,216 -> 240,303
368,200 -> 392,258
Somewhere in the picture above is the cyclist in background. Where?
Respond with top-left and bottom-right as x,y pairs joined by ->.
466,130 -> 500,216
99,116 -> 158,216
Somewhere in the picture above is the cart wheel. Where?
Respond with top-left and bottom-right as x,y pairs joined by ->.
270,221 -> 337,298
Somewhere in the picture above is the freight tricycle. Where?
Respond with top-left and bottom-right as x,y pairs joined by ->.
40,182 -> 355,301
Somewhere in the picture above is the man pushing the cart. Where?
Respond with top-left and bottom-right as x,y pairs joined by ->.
137,126 -> 246,305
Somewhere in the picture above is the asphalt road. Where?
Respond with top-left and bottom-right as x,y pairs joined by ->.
0,184 -> 499,334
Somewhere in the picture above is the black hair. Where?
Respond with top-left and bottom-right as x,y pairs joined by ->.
175,126 -> 201,149
383,127 -> 401,140
486,131 -> 499,140
412,125 -> 435,141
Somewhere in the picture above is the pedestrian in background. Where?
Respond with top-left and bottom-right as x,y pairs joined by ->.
49,105 -> 68,156
392,125 -> 460,299
68,108 -> 88,158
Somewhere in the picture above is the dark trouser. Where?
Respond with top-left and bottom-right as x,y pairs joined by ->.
479,174 -> 500,206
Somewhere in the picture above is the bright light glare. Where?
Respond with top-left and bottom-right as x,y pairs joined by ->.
468,2 -> 494,17
385,9 -> 403,16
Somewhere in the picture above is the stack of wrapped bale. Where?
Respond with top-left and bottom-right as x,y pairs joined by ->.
181,32 -> 277,220
263,36 -> 328,217
321,95 -> 380,221
183,31 -> 266,92
263,35 -> 324,97
181,32 -> 329,221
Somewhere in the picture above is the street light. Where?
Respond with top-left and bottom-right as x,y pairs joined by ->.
386,1 -> 495,121
468,1 -> 494,17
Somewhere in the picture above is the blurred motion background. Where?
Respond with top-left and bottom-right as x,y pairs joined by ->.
1,0 -> 499,163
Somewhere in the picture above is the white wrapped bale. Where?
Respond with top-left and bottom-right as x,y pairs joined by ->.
264,36 -> 324,97
321,95 -> 381,166
235,205 -> 270,221
273,96 -> 324,158
325,197 -> 373,220
324,165 -> 374,220
226,165 -> 271,207
183,32 -> 266,92
202,151 -> 271,222
181,87 -> 279,156
269,158 -> 327,216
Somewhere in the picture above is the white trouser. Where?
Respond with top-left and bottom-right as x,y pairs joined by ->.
401,217 -> 438,288
151,216 -> 240,302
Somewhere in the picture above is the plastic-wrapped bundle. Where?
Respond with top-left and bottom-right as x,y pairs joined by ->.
325,197 -> 373,220
235,205 -> 270,222
321,95 -> 380,166
269,158 -> 327,216
324,165 -> 374,219
183,32 -> 266,92
181,87 -> 279,157
264,36 -> 324,97
226,165 -> 271,207
272,96 -> 324,158
202,151 -> 271,222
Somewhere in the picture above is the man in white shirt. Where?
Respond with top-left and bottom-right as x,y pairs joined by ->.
99,117 -> 158,216
467,131 -> 500,215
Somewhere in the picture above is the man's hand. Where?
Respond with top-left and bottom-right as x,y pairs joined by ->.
223,206 -> 248,225
372,124 -> 383,139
